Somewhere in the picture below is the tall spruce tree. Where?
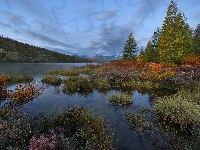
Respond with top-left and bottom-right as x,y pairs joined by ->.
144,28 -> 161,62
157,1 -> 193,65
122,33 -> 138,60
193,24 -> 200,54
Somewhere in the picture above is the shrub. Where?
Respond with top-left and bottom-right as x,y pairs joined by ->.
140,67 -> 175,81
63,76 -> 93,95
29,134 -> 56,150
94,78 -> 111,90
3,81 -> 44,108
153,93 -> 200,129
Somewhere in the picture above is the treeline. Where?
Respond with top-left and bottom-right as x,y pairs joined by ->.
122,1 -> 200,65
0,36 -> 91,63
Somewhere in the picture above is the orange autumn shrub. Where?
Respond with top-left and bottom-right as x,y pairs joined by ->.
147,63 -> 162,72
6,81 -> 44,102
101,63 -> 111,70
185,56 -> 200,66
140,66 -> 175,81
0,75 -> 9,92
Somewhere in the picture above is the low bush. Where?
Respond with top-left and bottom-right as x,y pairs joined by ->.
63,76 -> 93,95
153,92 -> 200,129
0,106 -> 114,149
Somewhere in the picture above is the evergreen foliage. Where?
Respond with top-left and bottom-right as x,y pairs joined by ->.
122,33 -> 138,61
143,28 -> 161,62
0,36 -> 91,63
193,24 -> 200,54
157,1 -> 193,65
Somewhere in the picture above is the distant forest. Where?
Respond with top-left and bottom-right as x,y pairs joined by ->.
0,36 -> 91,63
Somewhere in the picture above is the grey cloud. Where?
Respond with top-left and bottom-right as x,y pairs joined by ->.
133,0 -> 163,19
25,30 -> 73,49
85,22 -> 128,56
9,1 -> 49,21
106,9 -> 117,17
0,21 -> 12,28
3,11 -> 27,27
93,8 -> 117,21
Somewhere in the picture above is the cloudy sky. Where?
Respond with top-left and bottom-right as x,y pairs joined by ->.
0,0 -> 199,57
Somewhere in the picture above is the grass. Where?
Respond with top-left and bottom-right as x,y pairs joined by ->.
0,73 -> 34,83
108,92 -> 133,107
41,75 -> 62,85
63,76 -> 94,95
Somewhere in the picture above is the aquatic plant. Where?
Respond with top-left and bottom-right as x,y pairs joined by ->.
2,73 -> 34,83
41,75 -> 62,85
61,106 -> 114,149
108,92 -> 133,107
94,78 -> 111,90
126,107 -> 200,149
126,108 -> 151,131
63,76 -> 93,95
153,93 -> 200,129
45,68 -> 61,75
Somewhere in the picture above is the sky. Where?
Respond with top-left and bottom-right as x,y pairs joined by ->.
0,0 -> 199,57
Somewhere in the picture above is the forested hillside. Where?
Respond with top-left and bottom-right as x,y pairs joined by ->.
0,36 -> 91,63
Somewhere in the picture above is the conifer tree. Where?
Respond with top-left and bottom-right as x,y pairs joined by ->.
193,24 -> 200,55
144,28 -> 161,62
157,1 -> 193,65
144,40 -> 154,62
137,46 -> 145,62
122,33 -> 138,61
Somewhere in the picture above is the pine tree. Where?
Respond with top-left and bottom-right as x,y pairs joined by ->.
193,24 -> 200,55
157,1 -> 193,65
122,33 -> 138,61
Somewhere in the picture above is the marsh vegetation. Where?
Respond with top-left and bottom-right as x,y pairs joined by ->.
1,61 -> 200,149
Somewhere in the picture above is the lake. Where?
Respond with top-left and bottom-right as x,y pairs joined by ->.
0,63 -> 154,150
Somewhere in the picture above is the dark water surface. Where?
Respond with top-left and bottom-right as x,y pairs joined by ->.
0,63 -> 154,150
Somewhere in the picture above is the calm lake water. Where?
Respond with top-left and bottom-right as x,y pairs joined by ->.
0,63 -> 153,150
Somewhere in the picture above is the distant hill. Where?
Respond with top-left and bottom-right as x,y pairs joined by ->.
0,36 -> 91,63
